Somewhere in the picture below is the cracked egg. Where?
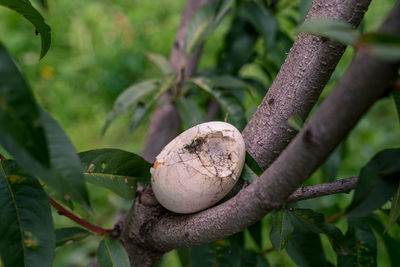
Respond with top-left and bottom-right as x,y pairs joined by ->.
151,121 -> 246,214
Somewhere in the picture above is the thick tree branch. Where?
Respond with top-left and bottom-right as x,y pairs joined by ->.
143,3 -> 400,252
286,176 -> 358,202
142,0 -> 214,162
242,0 -> 371,169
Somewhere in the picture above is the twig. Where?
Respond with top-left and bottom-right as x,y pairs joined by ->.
47,195 -> 112,236
286,177 -> 358,203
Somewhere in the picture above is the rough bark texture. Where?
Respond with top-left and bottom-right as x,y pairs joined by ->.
242,0 -> 370,169
142,0 -> 214,163
286,176 -> 358,202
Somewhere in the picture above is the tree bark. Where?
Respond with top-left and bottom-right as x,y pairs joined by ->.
242,0 -> 370,169
142,0 -> 214,162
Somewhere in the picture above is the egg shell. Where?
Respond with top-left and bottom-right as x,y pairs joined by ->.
151,121 -> 246,214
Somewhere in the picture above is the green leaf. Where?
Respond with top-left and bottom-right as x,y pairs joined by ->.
97,237 -> 130,267
176,247 -> 191,267
192,77 -> 247,130
217,17 -> 258,74
289,208 -> 348,255
37,0 -> 48,9
385,184 -> 400,231
191,242 -> 215,267
337,218 -> 377,267
393,88 -> 400,124
176,98 -> 204,129
0,0 -> 51,58
286,222 -> 327,267
270,210 -> 294,252
206,74 -> 250,89
240,2 -> 278,49
191,239 -> 268,267
129,77 -> 173,133
346,148 -> 400,218
287,115 -> 303,132
295,17 -> 360,45
247,220 -> 262,249
0,43 -> 50,168
147,53 -> 173,75
39,107 -> 90,208
185,0 -> 234,55
79,149 -> 151,199
364,214 -> 400,266
240,164 -> 259,183
102,78 -> 163,135
245,153 -> 263,176
55,227 -> 90,247
205,74 -> 266,100
0,159 -> 55,267
321,144 -> 341,182
358,32 -> 400,62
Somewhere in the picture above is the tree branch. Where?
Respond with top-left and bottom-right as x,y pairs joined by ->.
48,195 -> 112,235
143,3 -> 400,252
141,0 -> 214,163
242,0 -> 371,169
286,176 -> 358,203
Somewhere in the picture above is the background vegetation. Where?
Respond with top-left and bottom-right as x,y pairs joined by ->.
1,0 -> 399,266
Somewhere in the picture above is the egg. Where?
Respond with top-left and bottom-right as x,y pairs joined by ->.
150,121 -> 246,214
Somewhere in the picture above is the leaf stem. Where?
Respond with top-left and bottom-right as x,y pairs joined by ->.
47,195 -> 112,235
325,211 -> 345,223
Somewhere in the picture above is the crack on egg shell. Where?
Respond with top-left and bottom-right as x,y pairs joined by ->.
162,130 -> 240,180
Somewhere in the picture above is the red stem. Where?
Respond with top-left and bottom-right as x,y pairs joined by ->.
47,195 -> 112,235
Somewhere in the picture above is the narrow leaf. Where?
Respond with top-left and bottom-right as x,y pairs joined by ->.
346,148 -> 400,218
393,88 -> 400,124
191,242 -> 215,267
185,0 -> 234,55
321,144 -> 341,182
147,53 -> 173,75
247,220 -> 262,249
385,184 -> 400,231
192,77 -> 247,130
0,159 -> 55,267
0,43 -> 50,168
337,218 -> 377,267
364,214 -> 400,266
245,153 -> 263,176
39,107 -> 90,208
102,78 -> 162,135
175,98 -> 203,129
176,247 -> 191,267
240,164 -> 259,183
295,17 -> 360,45
286,225 -> 327,267
97,237 -> 130,267
290,208 -> 348,255
55,227 -> 90,247
358,32 -> 400,62
240,2 -> 278,49
0,0 -> 51,58
129,77 -> 173,133
79,149 -> 151,199
217,17 -> 258,74
270,210 -> 294,252
288,115 -> 303,132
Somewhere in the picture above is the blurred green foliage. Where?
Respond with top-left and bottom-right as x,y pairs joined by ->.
1,0 -> 400,266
